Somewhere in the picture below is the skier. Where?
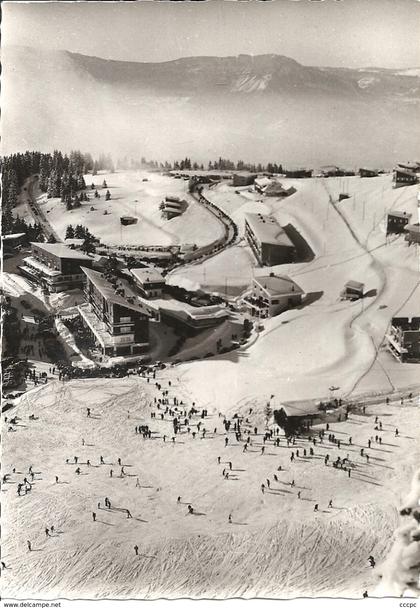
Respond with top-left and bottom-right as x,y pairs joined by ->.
92,512 -> 96,522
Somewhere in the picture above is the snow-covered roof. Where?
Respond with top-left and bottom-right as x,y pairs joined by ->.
64,238 -> 85,246
254,274 -> 304,297
254,177 -> 272,188
2,233 -> 26,240
31,242 -> 92,261
345,280 -> 364,292
22,256 -> 61,277
130,267 -> 165,285
394,167 -> 417,177
388,211 -> 412,219
244,213 -> 294,247
81,267 -> 150,316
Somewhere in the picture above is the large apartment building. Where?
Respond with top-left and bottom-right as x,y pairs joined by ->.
19,242 -> 93,292
79,267 -> 150,357
244,213 -> 296,266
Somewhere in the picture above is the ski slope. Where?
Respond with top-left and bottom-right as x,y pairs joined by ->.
2,376 -> 419,599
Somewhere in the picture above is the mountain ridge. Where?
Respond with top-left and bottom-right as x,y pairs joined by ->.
2,44 -> 419,165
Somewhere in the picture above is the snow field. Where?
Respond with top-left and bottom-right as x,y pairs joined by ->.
36,171 -> 225,247
2,375 -> 419,598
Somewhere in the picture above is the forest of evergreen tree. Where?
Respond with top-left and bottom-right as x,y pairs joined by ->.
1,150 -> 114,237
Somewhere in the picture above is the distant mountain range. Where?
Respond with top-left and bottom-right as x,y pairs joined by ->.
3,45 -> 420,166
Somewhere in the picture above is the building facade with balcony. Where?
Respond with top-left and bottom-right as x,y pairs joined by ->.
79,267 -> 150,357
244,213 -> 296,266
387,210 -> 412,235
244,273 -> 304,318
385,287 -> 420,362
130,267 -> 166,299
19,242 -> 93,292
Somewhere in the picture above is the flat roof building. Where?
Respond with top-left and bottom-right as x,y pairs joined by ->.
341,280 -> 364,301
393,167 -> 418,188
19,242 -> 93,292
387,210 -> 412,235
130,267 -> 166,299
244,213 -> 296,266
359,168 -> 378,178
232,173 -> 257,187
79,267 -> 150,358
283,168 -> 313,179
245,273 -> 304,318
385,286 -> 420,362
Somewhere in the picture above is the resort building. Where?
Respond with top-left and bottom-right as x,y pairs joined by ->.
2,232 -> 26,253
161,196 -> 188,219
244,273 -> 304,318
385,287 -> 420,362
393,167 -> 418,188
232,173 -> 257,187
283,168 -> 313,179
244,213 -> 296,266
341,280 -> 364,301
159,300 -> 229,332
130,267 -> 166,298
359,168 -> 378,178
78,267 -> 150,357
19,242 -> 93,292
386,211 -> 412,235
131,291 -> 228,333
319,166 -> 345,178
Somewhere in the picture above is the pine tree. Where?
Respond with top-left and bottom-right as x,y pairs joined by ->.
65,225 -> 75,239
74,225 -> 83,238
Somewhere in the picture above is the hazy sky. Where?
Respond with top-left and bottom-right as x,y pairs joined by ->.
3,0 -> 420,68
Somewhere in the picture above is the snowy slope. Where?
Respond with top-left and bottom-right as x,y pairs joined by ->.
2,376 -> 419,599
